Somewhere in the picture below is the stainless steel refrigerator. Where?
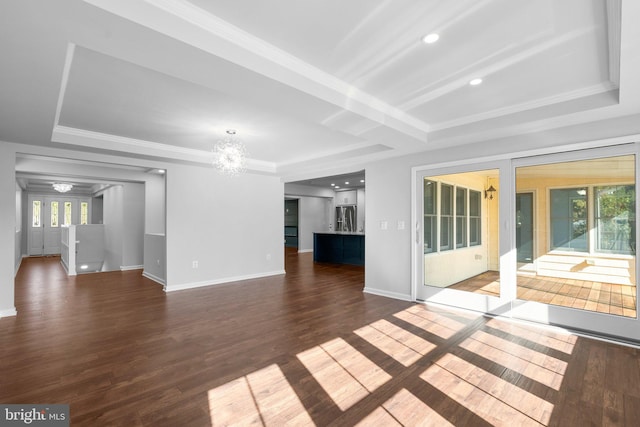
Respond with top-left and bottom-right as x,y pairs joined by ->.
336,206 -> 356,232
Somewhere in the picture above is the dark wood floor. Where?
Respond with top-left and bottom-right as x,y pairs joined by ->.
2,251 -> 640,426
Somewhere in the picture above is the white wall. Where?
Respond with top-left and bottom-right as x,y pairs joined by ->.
165,164 -> 284,291
0,147 -> 16,317
143,233 -> 165,285
364,155 -> 413,300
15,181 -> 22,274
357,189 -> 365,232
101,183 -> 145,270
145,174 -> 165,234
123,183 -> 145,268
298,196 -> 330,252
102,185 -> 124,271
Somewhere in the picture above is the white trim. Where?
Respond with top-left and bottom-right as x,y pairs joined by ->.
51,126 -> 277,173
120,264 -> 143,271
165,270 -> 286,292
430,82 -> 618,132
0,308 -> 18,318
142,271 -> 166,286
15,254 -> 24,278
607,0 -> 622,87
363,287 -> 412,302
297,249 -> 313,254
411,135 -> 639,175
52,43 -> 76,134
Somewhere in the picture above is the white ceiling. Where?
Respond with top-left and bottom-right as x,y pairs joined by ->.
1,0 -> 639,185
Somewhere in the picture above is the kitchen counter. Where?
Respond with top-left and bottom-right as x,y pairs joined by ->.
313,232 -> 364,266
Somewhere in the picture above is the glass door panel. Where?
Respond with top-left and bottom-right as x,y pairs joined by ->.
415,163 -> 510,314
515,154 -> 636,319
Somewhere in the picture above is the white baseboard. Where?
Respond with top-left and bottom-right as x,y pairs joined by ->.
0,307 -> 17,318
142,271 -> 166,286
14,256 -> 24,277
363,287 -> 413,302
165,270 -> 286,292
297,249 -> 313,253
120,264 -> 143,271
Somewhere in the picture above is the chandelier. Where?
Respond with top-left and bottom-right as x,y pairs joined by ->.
53,183 -> 73,193
213,129 -> 247,175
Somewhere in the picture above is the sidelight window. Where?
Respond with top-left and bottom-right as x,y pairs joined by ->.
50,201 -> 59,228
32,200 -> 41,227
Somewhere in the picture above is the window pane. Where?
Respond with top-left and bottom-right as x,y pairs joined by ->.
440,184 -> 453,251
64,201 -> 72,226
550,188 -> 587,251
424,217 -> 436,254
81,202 -> 88,225
469,190 -> 481,246
595,185 -> 635,255
32,201 -> 41,227
51,201 -> 59,228
424,180 -> 436,215
456,188 -> 467,248
424,180 -> 437,253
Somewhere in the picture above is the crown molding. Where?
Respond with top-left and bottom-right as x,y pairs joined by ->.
430,82 -> 619,132
607,0 -> 621,87
51,125 -> 276,173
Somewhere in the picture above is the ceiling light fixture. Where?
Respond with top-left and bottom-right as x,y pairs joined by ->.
53,183 -> 73,193
213,129 -> 247,175
469,78 -> 483,86
422,33 -> 439,44
345,181 -> 349,185
360,179 -> 365,183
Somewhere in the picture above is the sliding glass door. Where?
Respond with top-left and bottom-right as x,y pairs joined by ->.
414,144 -> 640,341
511,146 -> 639,340
414,160 -> 512,314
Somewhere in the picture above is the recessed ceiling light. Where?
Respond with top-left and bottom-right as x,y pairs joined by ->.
469,78 -> 483,86
360,179 -> 365,183
422,33 -> 439,44
330,183 -> 335,186
335,186 -> 340,189
345,181 -> 349,185
158,169 -> 165,174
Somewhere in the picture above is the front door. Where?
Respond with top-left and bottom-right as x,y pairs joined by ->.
43,198 -> 63,255
516,192 -> 534,263
28,196 -> 44,256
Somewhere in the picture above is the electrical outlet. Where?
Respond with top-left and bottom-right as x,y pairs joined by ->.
192,260 -> 198,269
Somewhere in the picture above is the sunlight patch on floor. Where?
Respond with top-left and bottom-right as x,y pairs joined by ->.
208,364 -> 313,426
459,331 -> 567,391
297,337 -> 390,411
355,388 -> 454,427
393,306 -> 470,339
354,320 -> 428,367
485,318 -> 578,354
421,354 -> 553,426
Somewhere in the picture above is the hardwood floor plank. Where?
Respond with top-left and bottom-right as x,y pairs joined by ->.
2,252 -> 640,426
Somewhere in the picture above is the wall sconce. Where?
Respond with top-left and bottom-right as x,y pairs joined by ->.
485,185 -> 496,200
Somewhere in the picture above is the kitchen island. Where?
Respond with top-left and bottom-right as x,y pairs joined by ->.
313,232 -> 364,266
